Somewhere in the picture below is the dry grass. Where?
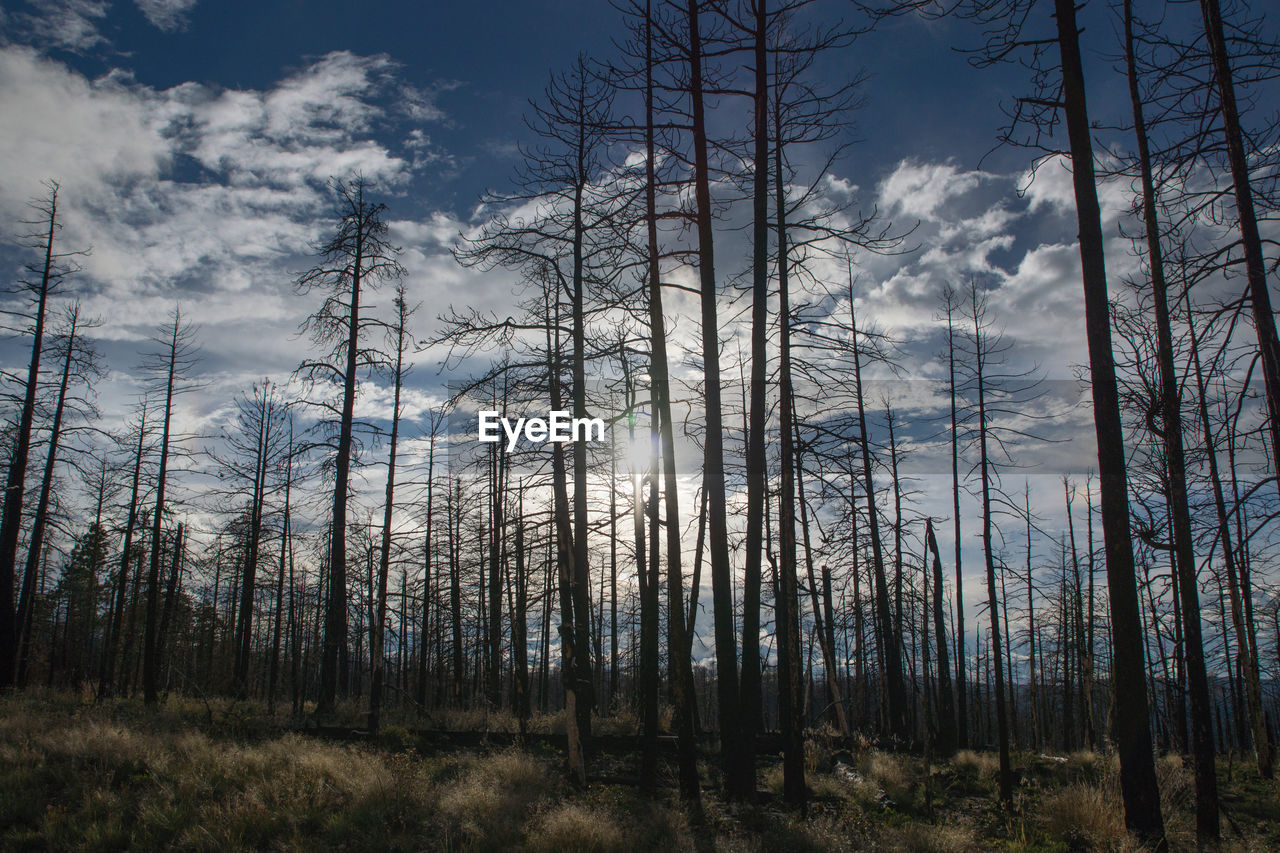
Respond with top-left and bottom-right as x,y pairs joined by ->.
438,750 -> 554,847
5,692 -> 1278,852
527,803 -> 625,853
878,821 -> 978,852
952,749 -> 1000,779
1037,783 -> 1133,851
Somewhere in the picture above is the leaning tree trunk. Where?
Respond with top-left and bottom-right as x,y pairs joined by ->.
1124,1 -> 1225,828
15,309 -> 80,685
99,407 -> 148,699
1198,0 -> 1280,512
1187,0 -> 1276,783
797,423 -> 849,737
0,185 -> 58,687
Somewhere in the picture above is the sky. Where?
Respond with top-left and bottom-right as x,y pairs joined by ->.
1,0 -> 1269,661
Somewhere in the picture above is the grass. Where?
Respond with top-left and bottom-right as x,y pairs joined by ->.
2,690 -> 1277,851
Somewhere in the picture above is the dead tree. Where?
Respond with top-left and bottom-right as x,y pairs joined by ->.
295,176 -> 404,715
370,286 -> 414,734
1122,0 -> 1224,828
1,182 -> 79,687
141,309 -> 198,706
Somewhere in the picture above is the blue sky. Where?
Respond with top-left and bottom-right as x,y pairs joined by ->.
2,0 -> 1271,664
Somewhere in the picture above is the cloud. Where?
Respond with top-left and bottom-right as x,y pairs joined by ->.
0,44 -> 464,441
6,0 -> 109,53
0,47 -> 169,220
134,0 -> 198,32
878,159 -> 987,221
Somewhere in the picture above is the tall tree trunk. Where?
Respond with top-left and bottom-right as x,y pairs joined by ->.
319,225 -> 363,715
0,185 -> 58,687
741,0 -> 769,780
1124,3 -> 1226,826
144,312 -> 181,706
944,295 -> 968,749
369,302 -> 407,735
269,424 -> 294,714
1198,0 -> 1280,509
797,423 -> 849,737
645,2 -> 697,800
545,281 -> 587,784
974,303 -> 1012,804
774,83 -> 806,806
1064,480 -> 1080,752
513,492 -> 530,735
685,0 -> 746,796
925,518 -> 957,756
157,524 -> 184,696
848,276 -> 907,742
100,407 -> 148,698
1053,0 -> 1166,841
234,393 -> 269,698
417,418 -> 438,710
15,309 -> 80,684
1188,321 -> 1274,779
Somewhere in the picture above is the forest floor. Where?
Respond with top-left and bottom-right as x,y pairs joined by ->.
1,691 -> 1277,852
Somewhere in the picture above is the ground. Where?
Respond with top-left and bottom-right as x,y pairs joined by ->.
1,691 -> 1276,851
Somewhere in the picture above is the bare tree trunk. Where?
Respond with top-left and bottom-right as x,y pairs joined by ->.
741,0 -> 769,781
0,184 -> 58,688
644,3 -> 697,800
847,276 -> 907,742
1123,5 -> 1225,828
1052,0 -> 1166,841
233,393 -> 269,698
797,424 -> 849,737
157,524 -> 184,696
974,304 -> 1012,804
417,415 -> 439,710
268,424 -> 294,715
1188,320 -> 1274,779
685,0 -> 747,797
944,294 -> 968,749
926,518 -> 956,756
774,86 -> 806,806
370,296 -> 408,735
15,308 -> 81,684
100,407 -> 148,699
1197,0 -> 1280,512
144,312 -> 182,706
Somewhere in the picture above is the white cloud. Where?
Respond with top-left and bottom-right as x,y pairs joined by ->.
0,47 -> 170,220
878,159 -> 987,220
8,0 -> 108,53
134,0 -> 198,32
0,44 -> 463,441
